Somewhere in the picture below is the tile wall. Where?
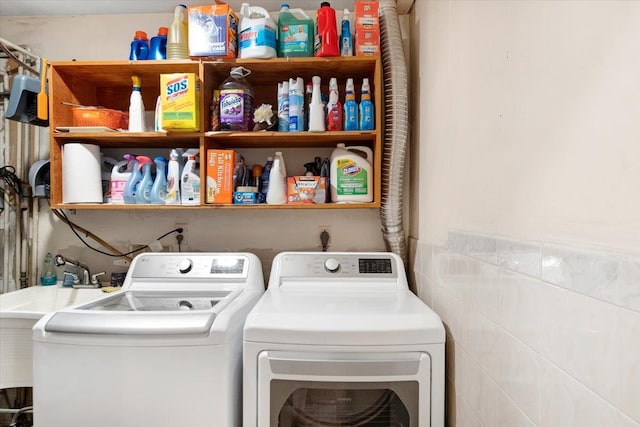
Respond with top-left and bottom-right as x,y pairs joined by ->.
412,231 -> 640,427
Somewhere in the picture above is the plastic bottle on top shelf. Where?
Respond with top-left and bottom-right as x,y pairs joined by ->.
149,27 -> 168,60
129,31 -> 149,60
314,2 -> 339,57
167,4 -> 189,59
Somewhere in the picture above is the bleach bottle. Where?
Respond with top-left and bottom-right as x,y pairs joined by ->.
278,4 -> 314,57
330,143 -> 373,203
150,157 -> 167,204
239,3 -> 277,59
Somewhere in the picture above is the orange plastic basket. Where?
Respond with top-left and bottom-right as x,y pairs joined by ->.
72,107 -> 129,129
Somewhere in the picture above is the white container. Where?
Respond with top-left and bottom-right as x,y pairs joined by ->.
110,160 -> 132,204
308,75 -> 325,132
238,3 -> 277,59
165,149 -> 181,204
128,76 -> 145,132
167,4 -> 189,60
180,149 -> 200,205
266,152 -> 287,204
329,143 -> 373,203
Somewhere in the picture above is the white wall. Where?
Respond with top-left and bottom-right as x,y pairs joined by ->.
410,1 -> 640,426
0,14 -> 385,281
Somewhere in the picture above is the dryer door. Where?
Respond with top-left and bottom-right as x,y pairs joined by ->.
257,351 -> 431,426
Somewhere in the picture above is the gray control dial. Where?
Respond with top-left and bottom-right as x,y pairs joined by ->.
177,259 -> 193,274
324,258 -> 341,273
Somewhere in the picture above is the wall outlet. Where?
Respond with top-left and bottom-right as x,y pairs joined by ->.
175,223 -> 188,247
319,226 -> 331,250
113,259 -> 130,266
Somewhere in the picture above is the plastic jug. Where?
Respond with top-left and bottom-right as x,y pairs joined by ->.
314,2 -> 339,57
167,4 -> 189,59
239,3 -> 277,59
266,152 -> 287,204
219,67 -> 254,131
149,27 -> 168,60
129,30 -> 149,60
111,155 -> 135,204
330,143 -> 373,203
278,4 -> 314,57
150,156 -> 167,204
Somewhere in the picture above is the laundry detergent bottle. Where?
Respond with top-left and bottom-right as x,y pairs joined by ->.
330,143 -> 373,203
150,156 -> 168,204
110,154 -> 136,204
123,157 -> 142,204
239,3 -> 277,59
134,156 -> 154,204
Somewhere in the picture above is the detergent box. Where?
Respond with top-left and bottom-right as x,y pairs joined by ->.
355,27 -> 380,56
160,73 -> 200,131
206,149 -> 235,204
354,1 -> 380,29
287,176 -> 327,204
189,4 -> 238,58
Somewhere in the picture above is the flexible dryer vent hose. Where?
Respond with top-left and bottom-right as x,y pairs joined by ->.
379,0 -> 409,266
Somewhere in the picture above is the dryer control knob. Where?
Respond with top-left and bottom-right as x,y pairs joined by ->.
324,258 -> 341,273
177,259 -> 193,274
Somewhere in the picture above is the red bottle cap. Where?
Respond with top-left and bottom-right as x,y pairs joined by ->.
157,27 -> 168,36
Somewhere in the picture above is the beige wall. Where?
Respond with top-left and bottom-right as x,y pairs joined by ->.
411,0 -> 640,255
410,2 -> 640,426
0,14 -> 385,280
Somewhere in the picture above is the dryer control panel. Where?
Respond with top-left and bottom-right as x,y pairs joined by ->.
276,253 -> 400,280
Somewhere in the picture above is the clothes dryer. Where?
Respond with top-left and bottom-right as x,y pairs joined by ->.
243,252 -> 445,426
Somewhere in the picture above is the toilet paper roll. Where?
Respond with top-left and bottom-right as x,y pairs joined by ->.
62,143 -> 103,204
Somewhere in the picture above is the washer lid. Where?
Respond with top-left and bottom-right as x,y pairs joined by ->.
243,289 -> 445,346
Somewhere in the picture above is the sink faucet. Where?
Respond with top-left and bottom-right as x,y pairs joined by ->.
54,254 -> 105,288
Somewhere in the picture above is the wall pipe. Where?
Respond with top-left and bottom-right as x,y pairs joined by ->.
379,0 -> 410,268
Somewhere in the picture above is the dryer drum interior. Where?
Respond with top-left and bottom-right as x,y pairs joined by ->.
272,381 -> 418,426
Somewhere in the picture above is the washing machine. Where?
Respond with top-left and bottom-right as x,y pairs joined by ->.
32,252 -> 264,427
243,252 -> 445,427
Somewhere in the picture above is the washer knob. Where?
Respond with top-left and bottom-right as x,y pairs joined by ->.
177,258 -> 193,274
324,258 -> 341,273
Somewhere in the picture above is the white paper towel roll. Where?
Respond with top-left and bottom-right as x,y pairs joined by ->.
62,143 -> 103,204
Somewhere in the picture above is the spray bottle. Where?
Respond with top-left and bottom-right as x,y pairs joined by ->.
128,76 -> 145,132
181,149 -> 200,205
340,9 -> 353,56
326,77 -> 342,131
308,76 -> 325,131
150,157 -> 168,204
165,149 -> 181,204
134,156 -> 153,204
277,80 -> 289,132
288,77 -> 305,132
343,78 -> 358,131
359,77 -> 374,130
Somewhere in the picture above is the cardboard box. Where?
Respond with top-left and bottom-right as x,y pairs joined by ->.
160,73 -> 200,131
354,1 -> 380,29
188,4 -> 238,58
287,176 -> 327,204
355,27 -> 380,56
233,191 -> 259,204
206,149 -> 235,204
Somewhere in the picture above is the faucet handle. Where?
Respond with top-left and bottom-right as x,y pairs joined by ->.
91,271 -> 106,286
63,271 -> 79,285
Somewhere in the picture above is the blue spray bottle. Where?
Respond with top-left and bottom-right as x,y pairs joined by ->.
358,78 -> 374,130
150,157 -> 168,204
123,157 -> 141,204
134,156 -> 154,204
343,78 -> 358,131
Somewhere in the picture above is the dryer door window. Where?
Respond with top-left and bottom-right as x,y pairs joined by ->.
272,381 -> 416,426
257,351 -> 431,426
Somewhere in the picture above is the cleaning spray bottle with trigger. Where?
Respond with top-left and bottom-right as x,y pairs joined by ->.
134,156 -> 153,204
165,149 -> 181,204
150,156 -> 168,204
181,149 -> 200,205
359,78 -> 374,130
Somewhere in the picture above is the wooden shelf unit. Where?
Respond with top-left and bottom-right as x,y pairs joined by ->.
49,57 -> 383,210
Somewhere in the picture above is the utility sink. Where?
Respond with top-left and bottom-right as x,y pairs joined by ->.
0,284 -> 106,389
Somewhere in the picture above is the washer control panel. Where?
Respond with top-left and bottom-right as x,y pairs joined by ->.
278,253 -> 398,279
131,254 -> 248,279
